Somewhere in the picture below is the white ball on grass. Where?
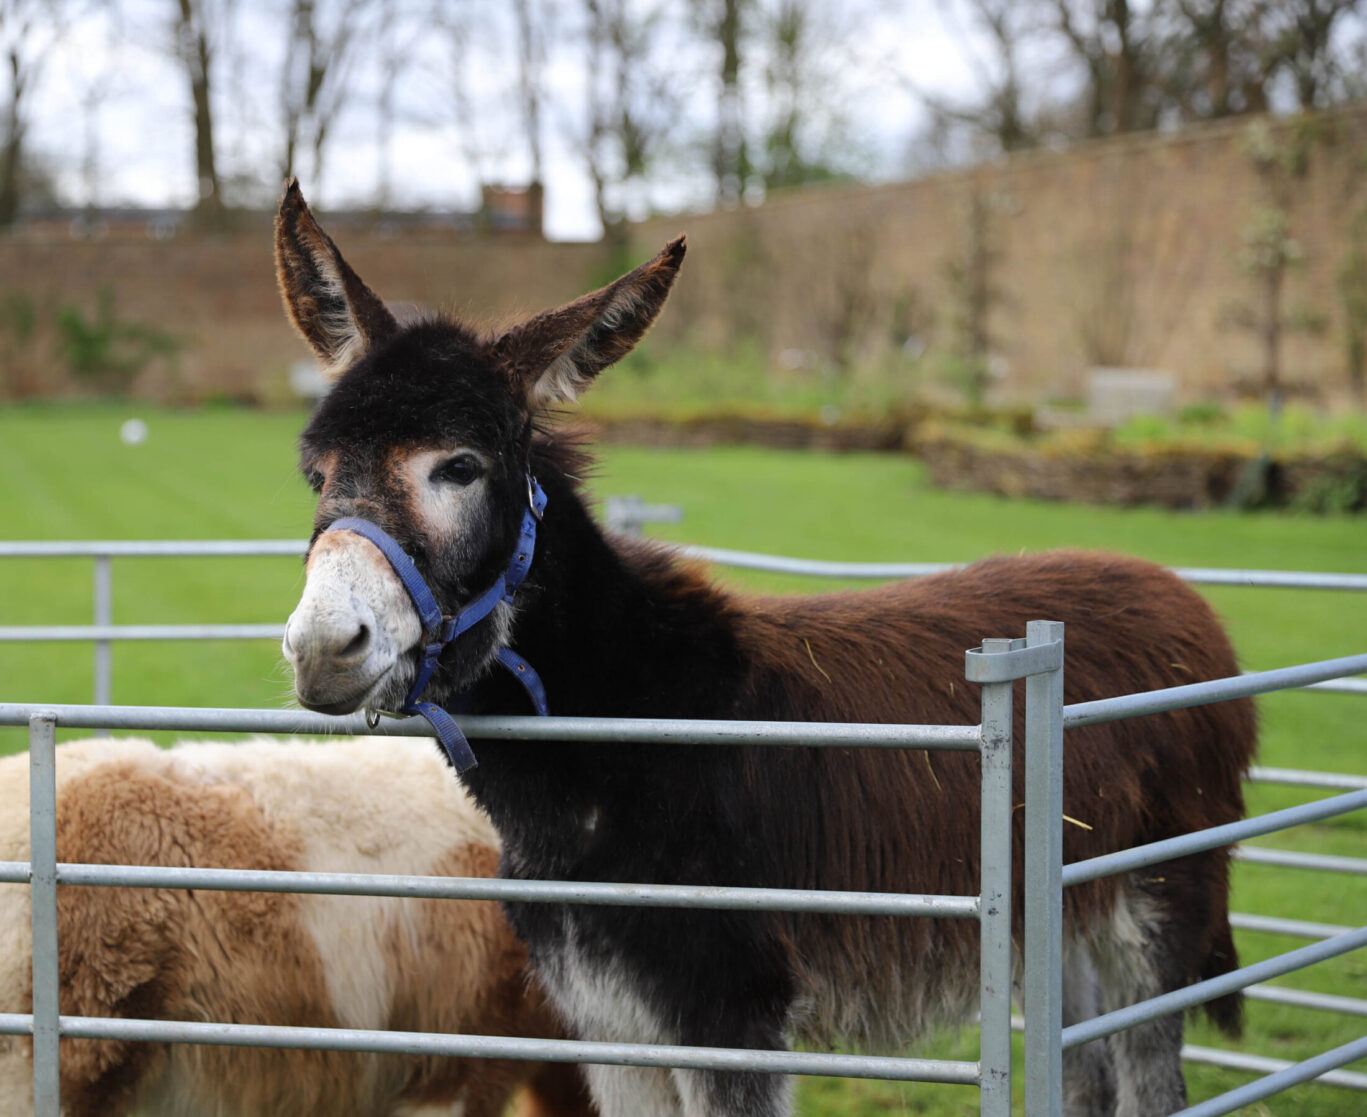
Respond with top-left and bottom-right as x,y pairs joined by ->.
119,418 -> 148,446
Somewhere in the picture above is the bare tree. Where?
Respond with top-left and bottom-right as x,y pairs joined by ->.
1166,0 -> 1274,119
748,0 -> 871,191
279,0 -> 368,193
910,0 -> 1043,156
1339,205 -> 1367,404
580,0 -> 675,244
512,0 -> 550,187
369,0 -> 440,209
1262,0 -> 1358,111
372,0 -> 403,209
692,0 -> 749,205
1051,0 -> 1166,136
434,3 -> 500,201
1224,119 -> 1321,426
943,188 -> 999,404
0,0 -> 66,228
74,6 -> 124,225
910,0 -> 1364,163
758,0 -> 806,188
508,0 -> 553,230
172,0 -> 227,228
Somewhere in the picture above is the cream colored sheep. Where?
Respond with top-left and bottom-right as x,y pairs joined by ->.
0,736 -> 593,1117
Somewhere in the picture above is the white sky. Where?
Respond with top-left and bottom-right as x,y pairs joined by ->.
28,2 -> 1048,239
27,1 -> 1364,239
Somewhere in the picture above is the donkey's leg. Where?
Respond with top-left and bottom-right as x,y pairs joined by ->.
671,1016 -> 792,1117
672,1066 -> 792,1117
671,1013 -> 793,1117
1093,889 -> 1189,1117
669,934 -> 796,1117
626,908 -> 796,1117
524,930 -> 686,1117
1061,946 -> 1116,1117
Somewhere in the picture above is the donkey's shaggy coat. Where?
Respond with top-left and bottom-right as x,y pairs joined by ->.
276,182 -> 1257,1117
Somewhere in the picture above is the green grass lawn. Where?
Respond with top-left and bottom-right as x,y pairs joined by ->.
1,403 -> 1363,1115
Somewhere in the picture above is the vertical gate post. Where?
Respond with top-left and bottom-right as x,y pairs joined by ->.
29,713 -> 60,1116
93,554 -> 112,705
976,636 -> 1019,1117
1024,620 -> 1065,1117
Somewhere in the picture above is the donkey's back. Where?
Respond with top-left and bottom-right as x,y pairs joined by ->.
727,549 -> 1252,1084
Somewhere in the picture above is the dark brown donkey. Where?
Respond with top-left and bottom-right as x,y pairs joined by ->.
275,182 -> 1256,1117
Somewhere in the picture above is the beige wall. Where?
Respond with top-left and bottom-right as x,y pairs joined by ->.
0,232 -> 610,401
4,105 -> 1365,405
633,105 -> 1367,406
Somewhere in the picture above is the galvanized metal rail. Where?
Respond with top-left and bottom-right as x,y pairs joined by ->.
5,633 -> 1054,1117
1018,654 -> 1367,1115
6,643 -> 1364,1114
2,540 -> 1364,702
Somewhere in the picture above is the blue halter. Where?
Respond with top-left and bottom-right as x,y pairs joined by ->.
322,476 -> 549,772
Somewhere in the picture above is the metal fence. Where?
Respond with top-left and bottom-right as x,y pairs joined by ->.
1,538 -> 1364,704
1,539 -> 1365,1114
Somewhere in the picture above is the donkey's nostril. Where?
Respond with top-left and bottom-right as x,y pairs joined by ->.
340,624 -> 371,659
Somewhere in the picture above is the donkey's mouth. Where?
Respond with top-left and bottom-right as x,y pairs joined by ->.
294,668 -> 396,717
299,695 -> 367,717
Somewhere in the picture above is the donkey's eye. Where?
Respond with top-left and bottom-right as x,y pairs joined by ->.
430,454 -> 483,487
305,468 -> 325,493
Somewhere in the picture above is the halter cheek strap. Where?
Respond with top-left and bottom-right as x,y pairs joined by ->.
321,476 -> 549,773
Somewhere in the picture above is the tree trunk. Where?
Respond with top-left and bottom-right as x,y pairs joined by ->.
176,0 -> 226,230
0,47 -> 31,229
1111,0 -> 1137,132
712,0 -> 745,205
513,0 -> 545,187
1206,4 -> 1230,117
1261,256 -> 1283,422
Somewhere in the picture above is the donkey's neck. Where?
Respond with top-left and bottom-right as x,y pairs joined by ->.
451,477 -> 751,869
481,477 -> 748,721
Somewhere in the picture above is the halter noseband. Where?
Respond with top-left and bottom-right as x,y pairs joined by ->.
322,475 -> 549,772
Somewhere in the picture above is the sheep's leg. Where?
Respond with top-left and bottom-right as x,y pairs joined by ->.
512,1062 -> 596,1117
1061,948 -> 1116,1117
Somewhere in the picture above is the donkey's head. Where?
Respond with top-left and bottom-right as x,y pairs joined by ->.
277,182 -> 684,717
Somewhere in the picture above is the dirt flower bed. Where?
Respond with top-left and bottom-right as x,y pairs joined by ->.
914,430 -> 1367,512
581,411 -> 909,452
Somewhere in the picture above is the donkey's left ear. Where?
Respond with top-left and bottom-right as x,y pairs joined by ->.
275,180 -> 398,376
492,236 -> 686,409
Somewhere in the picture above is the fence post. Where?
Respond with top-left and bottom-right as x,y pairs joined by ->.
1024,621 -> 1065,1117
976,636 -> 1019,1117
29,713 -> 60,1116
93,554 -> 112,705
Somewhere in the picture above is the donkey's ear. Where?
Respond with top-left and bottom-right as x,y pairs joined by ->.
275,180 -> 398,376
491,236 -> 686,409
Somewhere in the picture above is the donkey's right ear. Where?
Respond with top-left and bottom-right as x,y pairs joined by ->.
275,180 -> 397,376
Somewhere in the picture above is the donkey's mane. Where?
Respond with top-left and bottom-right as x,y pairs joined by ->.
528,424 -> 598,493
